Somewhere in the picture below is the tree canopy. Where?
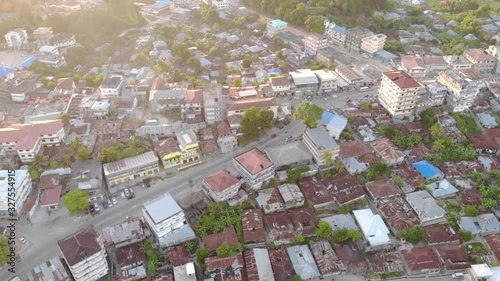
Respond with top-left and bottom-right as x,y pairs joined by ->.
315,221 -> 333,238
293,102 -> 323,128
62,190 -> 89,215
240,107 -> 275,141
99,138 -> 144,163
331,228 -> 362,243
398,226 -> 424,244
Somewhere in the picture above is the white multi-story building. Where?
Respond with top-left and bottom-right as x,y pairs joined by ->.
0,170 -> 32,216
4,28 -> 28,49
58,226 -> 109,281
142,193 -> 187,239
267,20 -> 288,37
233,148 -> 275,189
203,0 -> 228,9
437,69 -> 478,112
33,27 -> 54,46
202,168 -> 241,202
361,34 -> 387,54
269,76 -> 292,95
302,127 -> 339,167
0,120 -> 65,163
313,69 -> 337,92
99,74 -> 124,96
304,35 -> 328,53
378,70 -> 422,118
203,86 -> 226,125
324,20 -> 347,45
463,49 -> 497,73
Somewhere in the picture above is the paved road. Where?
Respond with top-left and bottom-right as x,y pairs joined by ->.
3,90 -> 378,280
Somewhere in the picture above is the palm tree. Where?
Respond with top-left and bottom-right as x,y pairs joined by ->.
430,123 -> 443,139
59,154 -> 72,167
31,154 -> 49,171
322,151 -> 333,167
334,160 -> 346,174
70,136 -> 82,152
432,139 -> 446,152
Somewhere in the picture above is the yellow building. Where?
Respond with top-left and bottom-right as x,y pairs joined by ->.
154,138 -> 182,169
103,151 -> 160,187
154,129 -> 201,170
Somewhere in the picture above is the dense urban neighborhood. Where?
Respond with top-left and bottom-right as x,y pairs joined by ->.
1,0 -> 500,281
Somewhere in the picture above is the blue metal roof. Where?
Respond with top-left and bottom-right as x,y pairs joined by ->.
412,160 -> 443,180
267,68 -> 282,75
321,111 -> 335,124
18,56 -> 38,68
152,0 -> 172,9
0,65 -> 15,78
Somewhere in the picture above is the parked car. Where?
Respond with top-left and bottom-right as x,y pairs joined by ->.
93,202 -> 100,213
19,237 -> 26,244
124,188 -> 130,198
107,199 -> 113,208
271,134 -> 277,138
112,197 -> 117,205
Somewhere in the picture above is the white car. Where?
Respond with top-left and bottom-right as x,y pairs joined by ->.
19,237 -> 26,244
112,197 -> 117,205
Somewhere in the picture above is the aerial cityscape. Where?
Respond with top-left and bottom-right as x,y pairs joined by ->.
0,0 -> 500,281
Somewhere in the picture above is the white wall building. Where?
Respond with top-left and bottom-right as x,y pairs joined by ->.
142,193 -> 187,239
0,170 -> 33,216
99,75 -> 124,96
233,148 -> 276,189
202,168 -> 241,202
361,34 -> 387,54
378,70 -> 422,118
58,226 -> 109,281
267,20 -> 288,37
4,28 -> 28,49
437,69 -> 478,112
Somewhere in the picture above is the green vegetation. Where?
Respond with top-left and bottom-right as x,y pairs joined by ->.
29,154 -> 50,181
393,176 -> 404,188
377,125 -> 422,149
366,162 -> 392,181
331,228 -> 362,244
398,226 -> 425,245
216,242 -> 243,257
459,230 -> 473,242
451,113 -> 483,135
286,164 -> 310,183
294,274 -> 303,281
76,147 -> 91,162
196,248 -> 209,263
304,15 -> 327,34
464,205 -> 479,216
140,238 -> 158,276
420,108 -> 439,130
292,234 -> 306,244
0,236 -> 9,266
383,40 -> 405,54
62,190 -> 89,215
293,102 -> 323,128
465,242 -> 485,252
240,107 -> 275,142
99,138 -> 144,163
381,272 -> 402,280
424,143 -> 476,167
315,221 -> 333,239
469,171 -> 500,211
196,202 -> 246,240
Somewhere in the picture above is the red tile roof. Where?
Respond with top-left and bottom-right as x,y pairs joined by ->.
217,121 -> 232,137
55,77 -> 74,91
383,71 -> 421,89
58,226 -> 102,266
485,234 -> 500,262
185,89 -> 203,104
365,179 -> 401,199
242,209 -> 266,243
234,148 -> 274,174
311,239 -> 343,276
459,188 -> 481,207
467,134 -> 498,150
202,227 -> 239,252
339,141 -> 373,159
204,168 -> 240,193
206,253 -> 244,272
225,98 -> 277,112
299,177 -> 336,208
435,245 -> 470,271
424,225 -> 460,245
165,246 -> 189,267
488,128 -> 500,138
401,247 -> 440,272
321,173 -> 359,192
401,56 -> 424,69
269,249 -> 295,281
464,49 -> 496,62
153,138 -> 180,157
265,212 -> 296,242
116,243 -> 146,268
0,120 -> 63,150
40,185 -> 62,207
333,243 -> 366,271
199,140 -> 219,155
395,165 -> 426,188
289,208 -> 317,236
378,197 -> 420,231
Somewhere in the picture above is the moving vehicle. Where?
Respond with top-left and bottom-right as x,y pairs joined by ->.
112,197 -> 117,205
360,86 -> 369,92
107,199 -> 113,208
19,237 -> 26,244
452,273 -> 464,279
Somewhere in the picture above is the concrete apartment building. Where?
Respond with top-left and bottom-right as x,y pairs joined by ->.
346,26 -> 374,51
463,49 -> 497,73
267,20 -> 288,37
302,127 -> 340,167
202,168 -> 241,202
233,148 -> 276,189
4,28 -> 28,49
142,193 -> 195,246
437,69 -> 478,112
176,129 -> 202,169
0,120 -> 65,163
103,151 -> 160,187
203,0 -> 228,10
99,74 -> 125,96
0,170 -> 33,216
313,69 -> 338,93
289,69 -> 319,94
361,34 -> 387,55
324,20 -> 347,45
33,27 -> 54,46
58,226 -> 109,281
378,70 -> 422,118
203,85 -> 226,125
304,35 -> 328,54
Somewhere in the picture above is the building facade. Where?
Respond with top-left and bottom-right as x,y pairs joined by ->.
58,226 -> 108,281
324,20 -> 347,45
33,27 -> 54,46
203,86 -> 226,125
202,169 -> 241,202
267,20 -> 288,37
437,69 -> 478,112
176,130 -> 202,169
142,193 -> 186,239
360,34 -> 387,54
233,148 -> 276,189
103,151 -> 160,187
378,71 -> 422,118
4,28 -> 28,49
0,170 -> 33,216
304,35 -> 328,53
302,127 -> 340,167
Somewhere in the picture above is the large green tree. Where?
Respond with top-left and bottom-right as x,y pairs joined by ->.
0,236 -> 9,266
304,15 -> 326,34
62,190 -> 89,215
315,221 -> 332,238
293,102 -> 323,128
398,226 -> 424,244
331,228 -> 362,243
